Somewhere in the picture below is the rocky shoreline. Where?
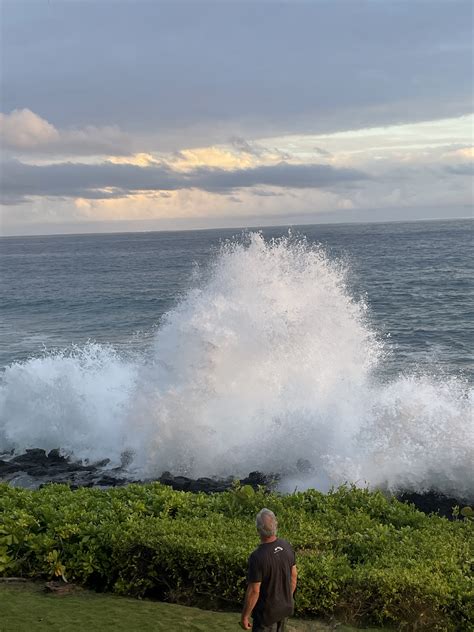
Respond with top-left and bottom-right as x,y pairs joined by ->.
0,448 -> 275,493
1,448 -> 471,519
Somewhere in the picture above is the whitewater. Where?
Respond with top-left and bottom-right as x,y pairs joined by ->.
0,232 -> 472,498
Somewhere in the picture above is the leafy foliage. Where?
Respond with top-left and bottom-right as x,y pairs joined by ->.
0,482 -> 472,630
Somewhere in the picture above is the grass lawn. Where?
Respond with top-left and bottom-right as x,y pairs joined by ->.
0,582 -> 387,632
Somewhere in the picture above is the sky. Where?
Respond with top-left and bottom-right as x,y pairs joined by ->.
0,0 -> 472,236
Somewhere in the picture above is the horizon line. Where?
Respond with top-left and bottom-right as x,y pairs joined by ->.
1,213 -> 472,240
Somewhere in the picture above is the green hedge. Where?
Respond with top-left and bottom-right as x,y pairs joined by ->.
0,482 -> 472,630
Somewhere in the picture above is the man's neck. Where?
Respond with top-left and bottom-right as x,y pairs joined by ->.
260,535 -> 277,544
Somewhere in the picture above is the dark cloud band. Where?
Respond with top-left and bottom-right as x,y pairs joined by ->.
0,159 -> 368,204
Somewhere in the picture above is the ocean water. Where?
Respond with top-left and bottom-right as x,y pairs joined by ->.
0,219 -> 473,496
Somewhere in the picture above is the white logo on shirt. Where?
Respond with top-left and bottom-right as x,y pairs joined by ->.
274,546 -> 283,553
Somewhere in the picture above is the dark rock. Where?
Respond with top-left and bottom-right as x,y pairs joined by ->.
154,470 -> 276,494
189,478 -> 220,493
296,458 -> 314,474
157,471 -> 176,486
92,458 -> 111,469
240,471 -> 277,489
49,462 -> 81,473
1,449 -> 278,494
13,449 -> 48,465
0,449 -> 126,489
397,490 -> 473,520
95,475 -> 127,487
25,466 -> 50,477
47,449 -> 67,463
0,460 -> 20,475
158,472 -> 219,493
171,476 -> 193,491
6,473 -> 41,489
120,450 -> 134,469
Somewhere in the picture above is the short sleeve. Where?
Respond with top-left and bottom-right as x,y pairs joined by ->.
247,552 -> 263,583
291,547 -> 296,566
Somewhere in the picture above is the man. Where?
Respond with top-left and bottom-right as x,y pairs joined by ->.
241,508 -> 297,631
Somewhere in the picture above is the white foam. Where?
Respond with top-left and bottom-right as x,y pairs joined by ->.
0,343 -> 139,463
1,233 -> 472,496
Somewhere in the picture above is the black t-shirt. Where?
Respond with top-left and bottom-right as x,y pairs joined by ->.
247,538 -> 295,625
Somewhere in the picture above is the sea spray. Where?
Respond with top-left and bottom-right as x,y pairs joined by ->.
0,343 -> 139,463
0,232 -> 472,497
129,233 -> 382,475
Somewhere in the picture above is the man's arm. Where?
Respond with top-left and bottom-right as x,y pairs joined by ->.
291,564 -> 298,595
240,582 -> 261,630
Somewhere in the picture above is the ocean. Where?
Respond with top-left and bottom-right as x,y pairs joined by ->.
0,219 -> 472,496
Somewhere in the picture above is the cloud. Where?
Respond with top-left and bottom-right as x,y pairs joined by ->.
0,109 -> 134,156
445,163 -> 473,176
170,146 -> 255,172
313,146 -> 333,158
193,162 -> 368,192
2,2 -> 471,148
453,147 -> 474,159
229,137 -> 262,156
0,158 -> 369,204
228,136 -> 291,161
0,108 -> 59,147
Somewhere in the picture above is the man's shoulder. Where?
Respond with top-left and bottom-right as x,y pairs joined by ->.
253,539 -> 294,556
275,538 -> 296,564
248,546 -> 264,565
249,547 -> 260,560
249,539 -> 294,560
276,538 -> 294,551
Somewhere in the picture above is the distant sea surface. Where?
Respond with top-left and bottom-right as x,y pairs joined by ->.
1,219 -> 472,380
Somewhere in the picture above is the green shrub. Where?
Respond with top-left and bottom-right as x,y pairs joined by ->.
0,482 -> 472,630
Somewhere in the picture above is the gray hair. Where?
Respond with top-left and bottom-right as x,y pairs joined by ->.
256,508 -> 278,537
